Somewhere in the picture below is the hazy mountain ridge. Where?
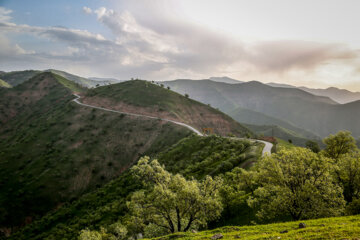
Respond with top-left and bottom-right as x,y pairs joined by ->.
164,79 -> 360,138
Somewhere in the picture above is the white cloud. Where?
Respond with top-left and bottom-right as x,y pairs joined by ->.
0,7 -> 12,22
83,6 -> 92,14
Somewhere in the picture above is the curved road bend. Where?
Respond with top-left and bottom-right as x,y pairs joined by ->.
72,94 -> 272,156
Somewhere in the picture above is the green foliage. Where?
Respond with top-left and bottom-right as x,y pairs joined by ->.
79,229 -> 102,240
248,148 -> 345,220
128,157 -> 223,234
10,135 -> 256,239
335,151 -> 360,202
157,135 -> 261,179
323,131 -> 357,159
305,140 -> 320,153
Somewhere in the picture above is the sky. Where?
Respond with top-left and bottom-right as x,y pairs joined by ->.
1,0 -> 360,90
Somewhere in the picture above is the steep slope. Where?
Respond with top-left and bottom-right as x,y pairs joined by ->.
10,135 -> 263,240
0,70 -> 40,86
164,80 -> 360,138
82,80 -> 252,137
0,73 -> 191,232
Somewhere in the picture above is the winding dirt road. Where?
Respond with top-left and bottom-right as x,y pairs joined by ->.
72,94 -> 272,156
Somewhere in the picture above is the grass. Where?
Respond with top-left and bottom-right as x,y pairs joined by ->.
53,73 -> 86,93
0,79 -> 11,88
153,214 -> 360,240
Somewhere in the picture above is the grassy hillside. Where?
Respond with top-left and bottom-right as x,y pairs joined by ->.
9,135 -> 262,240
0,73 -> 191,232
0,70 -> 40,86
154,214 -> 360,240
83,80 -> 252,137
164,79 -> 360,138
0,79 -> 11,88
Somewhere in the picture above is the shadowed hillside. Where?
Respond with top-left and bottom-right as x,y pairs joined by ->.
0,73 -> 191,232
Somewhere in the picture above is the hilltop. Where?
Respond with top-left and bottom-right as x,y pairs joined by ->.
0,73 -> 192,232
82,80 -> 252,137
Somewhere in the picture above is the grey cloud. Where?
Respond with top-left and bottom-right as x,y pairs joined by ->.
246,40 -> 358,72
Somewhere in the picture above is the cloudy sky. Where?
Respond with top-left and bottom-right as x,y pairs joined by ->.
1,0 -> 360,90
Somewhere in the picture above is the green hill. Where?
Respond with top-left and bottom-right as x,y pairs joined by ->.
0,73 -> 191,232
0,70 -> 40,86
83,80 -> 252,137
155,214 -> 360,240
9,135 -> 262,240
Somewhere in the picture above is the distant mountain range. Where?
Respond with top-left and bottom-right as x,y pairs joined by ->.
164,79 -> 360,138
208,77 -> 360,104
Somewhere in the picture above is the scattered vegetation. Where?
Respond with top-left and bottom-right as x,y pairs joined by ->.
84,80 -> 252,137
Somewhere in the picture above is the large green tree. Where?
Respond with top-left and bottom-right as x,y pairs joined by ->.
335,152 -> 360,203
127,157 -> 223,234
323,131 -> 357,160
248,148 -> 345,220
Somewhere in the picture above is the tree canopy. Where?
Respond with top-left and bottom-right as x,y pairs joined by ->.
127,157 -> 223,234
323,131 -> 357,160
248,148 -> 345,220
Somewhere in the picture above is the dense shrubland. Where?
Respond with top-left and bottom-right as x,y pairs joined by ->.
9,136 -> 261,239
77,131 -> 360,239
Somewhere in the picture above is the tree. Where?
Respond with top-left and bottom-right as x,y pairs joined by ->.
248,148 -> 345,221
323,131 -> 356,160
128,157 -> 223,234
305,140 -> 320,153
79,222 -> 128,240
335,152 -> 360,202
79,229 -> 102,240
184,93 -> 189,98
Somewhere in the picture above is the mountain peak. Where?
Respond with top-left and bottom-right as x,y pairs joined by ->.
209,76 -> 243,84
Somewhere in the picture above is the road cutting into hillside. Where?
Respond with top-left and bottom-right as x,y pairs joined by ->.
72,94 -> 272,156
